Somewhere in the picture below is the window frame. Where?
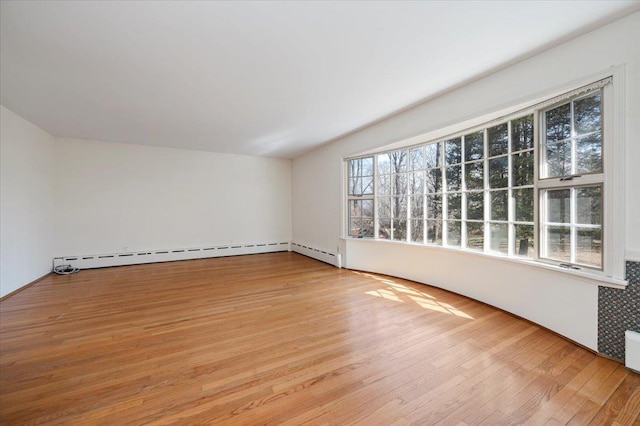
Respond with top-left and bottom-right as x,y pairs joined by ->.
537,90 -> 606,272
346,156 -> 375,238
343,67 -> 626,286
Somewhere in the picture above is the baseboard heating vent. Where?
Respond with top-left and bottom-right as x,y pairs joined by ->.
291,242 -> 341,268
53,241 -> 291,270
626,330 -> 640,372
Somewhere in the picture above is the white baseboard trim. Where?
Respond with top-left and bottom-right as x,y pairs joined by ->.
291,242 -> 341,268
53,241 -> 291,270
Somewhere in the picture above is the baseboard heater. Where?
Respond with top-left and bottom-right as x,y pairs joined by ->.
53,241 -> 291,270
291,242 -> 341,268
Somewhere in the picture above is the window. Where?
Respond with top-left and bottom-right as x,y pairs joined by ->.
445,138 -> 462,247
345,75 -> 623,281
539,91 -> 604,269
377,151 -> 409,240
425,142 -> 443,244
347,157 -> 374,237
409,146 -> 426,243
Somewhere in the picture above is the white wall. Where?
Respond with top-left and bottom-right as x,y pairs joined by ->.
292,12 -> 640,350
54,138 -> 291,256
0,105 -> 56,297
346,241 -> 599,349
0,111 -> 292,295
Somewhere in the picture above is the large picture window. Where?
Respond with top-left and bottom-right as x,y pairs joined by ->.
345,76 -> 622,280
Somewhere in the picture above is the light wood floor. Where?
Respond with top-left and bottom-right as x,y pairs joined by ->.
1,252 -> 638,425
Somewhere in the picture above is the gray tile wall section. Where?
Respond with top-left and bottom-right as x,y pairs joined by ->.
598,261 -> 640,361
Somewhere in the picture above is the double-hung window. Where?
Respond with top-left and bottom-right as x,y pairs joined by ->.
345,74 -> 623,282
539,90 -> 604,269
347,157 -> 374,238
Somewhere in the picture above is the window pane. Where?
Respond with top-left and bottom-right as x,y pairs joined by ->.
576,227 -> 602,267
446,165 -> 462,191
575,93 -> 601,135
546,189 -> 570,224
545,140 -> 571,177
410,171 -> 424,195
361,219 -> 374,238
514,224 -> 534,258
361,176 -> 373,195
512,150 -> 534,187
349,218 -> 362,237
514,188 -> 534,222
490,223 -> 508,254
546,225 -> 571,262
378,197 -> 391,218
392,219 -> 407,241
445,138 -> 462,165
490,190 -> 508,221
392,196 -> 407,218
410,195 -> 424,218
576,133 -> 602,174
362,199 -> 374,218
377,174 -> 390,195
361,157 -> 374,176
348,177 -> 360,196
466,222 -> 484,251
389,151 -> 407,173
447,221 -> 461,247
348,159 -> 358,179
346,157 -> 375,195
511,115 -> 534,151
410,146 -> 425,170
425,142 -> 442,168
576,186 -> 601,225
466,191 -> 484,221
426,168 -> 443,193
347,196 -> 372,237
465,131 -> 484,161
488,123 -> 508,157
377,154 -> 391,174
349,199 -> 361,218
411,219 -> 424,243
465,161 -> 484,190
447,193 -> 462,220
489,156 -> 508,188
426,194 -> 442,219
378,219 -> 391,240
391,173 -> 408,196
349,158 -> 373,179
546,103 -> 571,142
426,219 -> 443,245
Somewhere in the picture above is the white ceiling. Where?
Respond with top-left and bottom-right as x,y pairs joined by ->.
1,1 -> 638,159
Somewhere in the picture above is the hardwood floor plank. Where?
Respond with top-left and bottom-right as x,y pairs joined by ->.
610,380 -> 640,426
589,370 -> 639,425
1,252 -> 636,425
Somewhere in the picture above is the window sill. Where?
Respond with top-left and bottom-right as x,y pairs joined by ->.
342,237 -> 628,289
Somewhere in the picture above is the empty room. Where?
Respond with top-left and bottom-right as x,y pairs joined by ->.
1,1 -> 640,424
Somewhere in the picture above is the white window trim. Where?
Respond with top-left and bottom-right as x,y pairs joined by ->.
343,65 -> 627,287
605,66 -> 626,282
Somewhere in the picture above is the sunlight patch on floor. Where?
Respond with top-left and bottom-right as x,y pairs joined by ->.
365,289 -> 403,303
354,270 -> 474,319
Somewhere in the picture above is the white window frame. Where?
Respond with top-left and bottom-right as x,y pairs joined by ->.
343,66 -> 626,286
